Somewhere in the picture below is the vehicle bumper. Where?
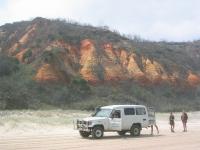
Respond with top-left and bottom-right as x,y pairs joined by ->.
73,119 -> 92,131
77,127 -> 91,132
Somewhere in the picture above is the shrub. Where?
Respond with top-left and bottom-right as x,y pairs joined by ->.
0,55 -> 19,77
23,49 -> 32,60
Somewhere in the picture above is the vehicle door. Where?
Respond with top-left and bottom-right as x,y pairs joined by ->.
109,109 -> 122,131
122,107 -> 136,130
135,107 -> 149,127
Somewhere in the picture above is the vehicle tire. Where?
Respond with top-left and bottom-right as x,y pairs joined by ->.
130,124 -> 141,136
117,131 -> 126,136
92,126 -> 104,139
79,131 -> 90,138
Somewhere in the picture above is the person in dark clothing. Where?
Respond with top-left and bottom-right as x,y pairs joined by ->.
169,112 -> 175,132
181,111 -> 188,132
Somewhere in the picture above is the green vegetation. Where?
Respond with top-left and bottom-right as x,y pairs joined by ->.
0,18 -> 200,112
23,49 -> 32,62
0,54 -> 36,109
0,54 -> 199,111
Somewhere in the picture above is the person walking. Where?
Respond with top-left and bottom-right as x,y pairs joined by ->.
169,112 -> 175,132
150,111 -> 159,135
151,123 -> 159,135
148,109 -> 159,135
181,111 -> 188,132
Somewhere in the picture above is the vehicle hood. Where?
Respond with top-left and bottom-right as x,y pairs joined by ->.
82,117 -> 107,122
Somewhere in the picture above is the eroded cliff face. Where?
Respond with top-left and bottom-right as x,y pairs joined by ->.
4,21 -> 200,86
102,43 -> 129,81
141,57 -> 169,84
35,63 -> 62,82
127,53 -> 144,79
79,39 -> 100,83
8,24 -> 37,55
15,49 -> 27,62
187,71 -> 200,87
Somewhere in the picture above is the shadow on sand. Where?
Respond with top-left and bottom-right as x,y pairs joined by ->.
85,134 -> 164,140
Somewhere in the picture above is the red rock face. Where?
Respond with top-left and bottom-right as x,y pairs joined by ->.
102,43 -> 128,81
127,53 -> 144,80
15,49 -> 27,63
7,34 -> 200,86
46,40 -> 79,76
79,39 -> 99,83
187,71 -> 200,87
142,58 -> 169,85
9,24 -> 37,55
118,50 -> 128,67
35,64 -> 62,82
34,40 -> 200,86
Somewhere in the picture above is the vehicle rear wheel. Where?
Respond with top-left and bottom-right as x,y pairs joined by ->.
92,126 -> 104,139
79,131 -> 90,138
117,131 -> 126,136
130,124 -> 141,136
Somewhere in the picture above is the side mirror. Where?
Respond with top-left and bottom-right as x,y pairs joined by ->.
95,107 -> 101,112
92,107 -> 101,117
111,115 -> 114,119
110,109 -> 115,119
110,113 -> 114,119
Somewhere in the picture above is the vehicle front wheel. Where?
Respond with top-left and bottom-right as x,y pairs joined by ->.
117,131 -> 126,136
130,125 -> 141,136
92,126 -> 104,139
79,131 -> 90,138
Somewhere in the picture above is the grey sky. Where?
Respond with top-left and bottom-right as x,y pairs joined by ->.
0,0 -> 200,41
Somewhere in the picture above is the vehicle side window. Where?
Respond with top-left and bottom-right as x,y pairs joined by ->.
124,108 -> 135,115
112,110 -> 121,118
136,108 -> 146,115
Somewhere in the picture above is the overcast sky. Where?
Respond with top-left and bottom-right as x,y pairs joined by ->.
0,0 -> 200,41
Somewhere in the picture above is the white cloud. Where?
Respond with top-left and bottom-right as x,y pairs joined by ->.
0,0 -> 86,22
0,0 -> 200,41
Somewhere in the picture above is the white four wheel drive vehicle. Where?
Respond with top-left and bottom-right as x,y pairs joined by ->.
74,105 -> 156,139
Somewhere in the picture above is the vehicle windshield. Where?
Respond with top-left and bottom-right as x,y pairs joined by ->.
93,109 -> 112,117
